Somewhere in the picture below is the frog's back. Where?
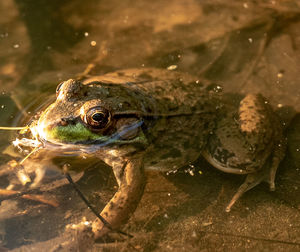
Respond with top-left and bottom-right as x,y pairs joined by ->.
84,68 -> 219,171
84,68 -> 215,113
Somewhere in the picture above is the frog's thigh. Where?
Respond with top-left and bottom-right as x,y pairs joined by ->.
240,94 -> 286,191
92,155 -> 145,238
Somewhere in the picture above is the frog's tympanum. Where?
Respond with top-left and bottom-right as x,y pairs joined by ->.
26,68 -> 285,238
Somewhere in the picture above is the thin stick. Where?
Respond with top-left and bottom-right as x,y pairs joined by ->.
0,188 -> 59,207
19,147 -> 39,165
64,171 -> 133,238
0,126 -> 28,130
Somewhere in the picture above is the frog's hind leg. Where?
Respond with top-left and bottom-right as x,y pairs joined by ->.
203,149 -> 270,212
225,169 -> 266,212
226,143 -> 286,212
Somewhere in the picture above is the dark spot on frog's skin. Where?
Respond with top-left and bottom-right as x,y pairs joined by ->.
138,72 -> 153,80
196,104 -> 205,111
117,72 -> 125,76
214,148 -> 235,165
190,106 -> 196,112
204,121 -> 213,130
160,148 -> 182,159
232,15 -> 239,21
132,90 -> 141,96
108,202 -> 115,210
126,82 -> 135,86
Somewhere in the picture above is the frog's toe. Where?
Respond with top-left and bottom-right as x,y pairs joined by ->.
269,182 -> 275,191
92,219 -> 111,238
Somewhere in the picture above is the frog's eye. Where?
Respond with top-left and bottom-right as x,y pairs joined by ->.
56,82 -> 64,96
84,107 -> 111,129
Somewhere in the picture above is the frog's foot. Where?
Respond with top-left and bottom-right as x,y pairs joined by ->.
29,166 -> 46,188
92,156 -> 145,239
225,147 -> 286,212
225,170 -> 266,212
63,219 -> 95,250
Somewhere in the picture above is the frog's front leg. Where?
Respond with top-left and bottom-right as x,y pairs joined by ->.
92,155 -> 145,238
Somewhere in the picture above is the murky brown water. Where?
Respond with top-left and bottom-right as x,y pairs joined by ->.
0,0 -> 300,251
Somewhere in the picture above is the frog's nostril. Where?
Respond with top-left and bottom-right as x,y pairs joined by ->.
60,118 -> 69,126
60,117 -> 77,126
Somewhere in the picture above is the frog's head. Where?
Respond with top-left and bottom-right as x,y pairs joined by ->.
34,79 -> 148,152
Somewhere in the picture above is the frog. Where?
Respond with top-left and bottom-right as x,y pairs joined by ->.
25,68 -> 285,238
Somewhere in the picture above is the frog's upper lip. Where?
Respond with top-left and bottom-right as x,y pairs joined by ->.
36,119 -> 145,154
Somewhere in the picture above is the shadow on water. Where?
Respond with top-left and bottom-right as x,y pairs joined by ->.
14,0 -> 86,76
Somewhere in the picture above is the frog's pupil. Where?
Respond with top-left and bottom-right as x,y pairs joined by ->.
92,112 -> 105,122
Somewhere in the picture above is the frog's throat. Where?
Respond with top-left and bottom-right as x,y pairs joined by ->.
43,122 -> 147,146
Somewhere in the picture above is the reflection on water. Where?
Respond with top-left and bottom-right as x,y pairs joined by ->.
0,0 -> 300,250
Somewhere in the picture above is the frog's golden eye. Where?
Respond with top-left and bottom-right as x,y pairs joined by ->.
84,107 -> 111,129
56,82 -> 64,96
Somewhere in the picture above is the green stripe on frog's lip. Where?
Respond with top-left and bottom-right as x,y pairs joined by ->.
42,121 -> 148,147
45,123 -> 107,143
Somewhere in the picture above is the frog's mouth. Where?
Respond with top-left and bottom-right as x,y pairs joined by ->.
14,119 -> 147,155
